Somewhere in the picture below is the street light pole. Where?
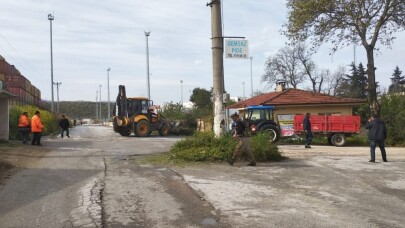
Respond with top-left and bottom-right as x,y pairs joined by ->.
54,82 -> 61,113
99,85 -> 102,120
107,68 -> 111,120
250,56 -> 253,97
144,31 -> 151,100
242,81 -> 245,99
96,91 -> 98,119
180,80 -> 183,104
48,13 -> 55,113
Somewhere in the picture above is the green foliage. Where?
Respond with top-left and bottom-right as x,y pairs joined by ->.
388,66 -> 405,94
379,95 -> 405,146
148,132 -> 284,164
189,88 -> 212,118
42,101 -> 113,119
353,103 -> 371,125
336,62 -> 367,99
9,105 -> 59,140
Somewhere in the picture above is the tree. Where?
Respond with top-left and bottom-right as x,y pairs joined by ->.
295,43 -> 324,92
262,45 -> 305,89
322,66 -> 346,96
388,66 -> 405,94
336,62 -> 368,99
190,88 -> 212,109
285,0 -> 405,115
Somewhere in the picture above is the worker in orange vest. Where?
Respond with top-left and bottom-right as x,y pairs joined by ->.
18,112 -> 30,144
31,110 -> 44,146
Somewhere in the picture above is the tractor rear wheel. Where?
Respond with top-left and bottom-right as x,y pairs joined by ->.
261,125 -> 280,143
135,120 -> 151,137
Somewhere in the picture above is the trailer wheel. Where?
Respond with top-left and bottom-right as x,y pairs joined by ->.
331,134 -> 346,147
261,125 -> 280,143
135,120 -> 151,137
159,124 -> 170,136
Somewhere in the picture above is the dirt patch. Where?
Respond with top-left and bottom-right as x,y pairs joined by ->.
0,140 -> 50,183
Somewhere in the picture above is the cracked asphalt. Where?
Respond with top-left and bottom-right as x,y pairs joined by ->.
0,125 -> 225,227
1,125 -> 405,227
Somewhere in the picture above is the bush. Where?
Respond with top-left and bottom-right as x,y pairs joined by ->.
379,94 -> 405,146
9,105 -> 59,140
148,132 -> 284,164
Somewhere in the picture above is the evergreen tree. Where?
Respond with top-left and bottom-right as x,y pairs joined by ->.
388,66 -> 405,94
336,62 -> 368,99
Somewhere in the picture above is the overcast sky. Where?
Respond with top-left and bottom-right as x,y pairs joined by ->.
1,0 -> 404,105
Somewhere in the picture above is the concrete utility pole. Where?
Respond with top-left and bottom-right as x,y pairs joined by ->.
54,82 -> 61,113
250,56 -> 253,97
48,13 -> 55,113
180,80 -> 183,104
208,0 -> 225,137
145,31 -> 151,100
99,85 -> 102,119
107,68 -> 111,120
96,91 -> 98,119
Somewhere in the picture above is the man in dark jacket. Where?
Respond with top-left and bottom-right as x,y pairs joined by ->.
59,115 -> 70,138
365,114 -> 387,162
303,113 -> 312,148
227,113 -> 256,166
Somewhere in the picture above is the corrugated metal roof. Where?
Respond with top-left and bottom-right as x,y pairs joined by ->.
227,89 -> 365,109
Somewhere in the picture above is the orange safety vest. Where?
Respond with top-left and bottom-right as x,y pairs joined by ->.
18,115 -> 29,127
31,115 -> 43,133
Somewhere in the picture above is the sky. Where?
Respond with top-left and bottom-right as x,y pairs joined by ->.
0,0 -> 405,105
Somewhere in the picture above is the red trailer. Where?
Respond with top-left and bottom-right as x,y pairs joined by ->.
294,115 -> 361,146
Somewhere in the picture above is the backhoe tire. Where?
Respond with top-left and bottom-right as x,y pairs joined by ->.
135,120 -> 151,137
331,134 -> 346,147
159,124 -> 170,136
118,129 -> 131,136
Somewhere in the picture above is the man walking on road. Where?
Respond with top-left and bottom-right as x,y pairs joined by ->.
227,113 -> 256,166
303,113 -> 313,148
31,111 -> 44,146
59,115 -> 70,138
365,113 -> 387,162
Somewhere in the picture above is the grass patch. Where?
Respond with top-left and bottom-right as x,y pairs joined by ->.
145,132 -> 285,165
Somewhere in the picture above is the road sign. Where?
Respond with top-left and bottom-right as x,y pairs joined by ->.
225,39 -> 249,59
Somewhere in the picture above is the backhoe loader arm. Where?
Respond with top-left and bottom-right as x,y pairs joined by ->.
116,85 -> 128,118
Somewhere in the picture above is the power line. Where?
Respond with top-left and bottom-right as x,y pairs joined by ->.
0,32 -> 48,85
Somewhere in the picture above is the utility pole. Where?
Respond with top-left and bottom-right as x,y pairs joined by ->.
96,91 -> 98,119
48,13 -> 55,113
54,82 -> 61,113
107,68 -> 111,120
250,56 -> 253,97
99,85 -> 102,120
180,80 -> 183,104
207,0 -> 224,137
145,31 -> 151,100
242,81 -> 245,99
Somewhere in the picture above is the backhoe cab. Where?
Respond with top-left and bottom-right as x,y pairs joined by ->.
113,85 -> 170,137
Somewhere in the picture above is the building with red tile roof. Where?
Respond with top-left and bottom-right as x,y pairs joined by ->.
227,82 -> 366,117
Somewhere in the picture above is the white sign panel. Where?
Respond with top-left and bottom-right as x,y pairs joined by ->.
225,39 -> 249,59
277,114 -> 295,137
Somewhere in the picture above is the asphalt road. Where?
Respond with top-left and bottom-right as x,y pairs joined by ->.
1,125 -> 405,228
174,145 -> 405,228
0,125 -> 226,227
